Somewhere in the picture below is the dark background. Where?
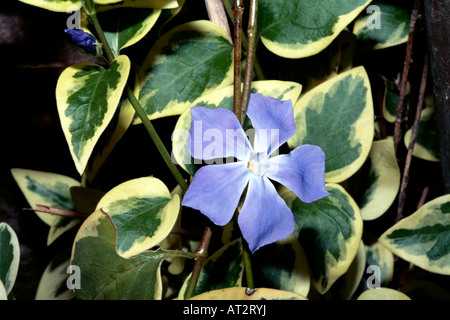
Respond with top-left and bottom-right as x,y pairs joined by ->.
0,0 -> 448,300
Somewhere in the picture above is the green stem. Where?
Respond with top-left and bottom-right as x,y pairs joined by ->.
185,225 -> 213,299
240,0 -> 259,124
126,87 -> 189,192
82,0 -> 188,192
243,245 -> 255,289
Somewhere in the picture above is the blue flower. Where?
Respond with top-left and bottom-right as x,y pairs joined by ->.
65,29 -> 97,54
182,93 -> 329,253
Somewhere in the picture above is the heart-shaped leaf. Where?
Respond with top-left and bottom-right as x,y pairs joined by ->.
56,55 -> 130,175
70,210 -> 192,299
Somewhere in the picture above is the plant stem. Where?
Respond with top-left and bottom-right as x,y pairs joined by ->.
205,0 -> 233,43
26,205 -> 89,219
126,86 -> 189,192
222,0 -> 265,80
396,53 -> 429,222
243,246 -> 255,289
83,0 -> 188,192
185,225 -> 213,299
240,0 -> 258,124
232,0 -> 244,118
393,0 -> 422,154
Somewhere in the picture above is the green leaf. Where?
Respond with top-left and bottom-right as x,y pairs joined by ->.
35,256 -> 75,300
365,241 -> 394,287
84,73 -> 138,181
382,82 -> 401,123
189,287 -> 307,300
404,107 -> 440,162
96,177 -> 180,259
136,20 -> 233,122
172,80 -> 303,176
258,0 -> 372,58
353,1 -> 411,50
0,223 -> 20,295
18,0 -> 83,12
10,168 -> 81,245
285,183 -> 363,294
358,137 -> 401,221
329,241 -> 366,300
252,235 -> 310,297
379,194 -> 450,275
0,281 -> 6,300
178,239 -> 244,300
56,55 -> 131,175
357,287 -> 410,300
71,210 -> 192,300
90,8 -> 161,57
288,67 -> 374,183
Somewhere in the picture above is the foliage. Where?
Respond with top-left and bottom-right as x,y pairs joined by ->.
3,0 -> 448,302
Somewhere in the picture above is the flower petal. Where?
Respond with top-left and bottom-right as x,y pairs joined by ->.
189,107 -> 252,161
246,93 -> 296,155
266,144 -> 330,203
65,29 -> 97,53
238,174 -> 295,253
182,162 -> 250,226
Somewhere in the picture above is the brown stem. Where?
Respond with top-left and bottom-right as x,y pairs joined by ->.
25,204 -> 89,219
396,53 -> 429,222
393,0 -> 422,154
240,0 -> 258,124
184,225 -> 213,299
232,0 -> 244,118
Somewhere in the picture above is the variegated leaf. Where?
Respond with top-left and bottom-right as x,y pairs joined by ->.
189,287 -> 307,300
258,0 -> 372,58
285,183 -> 363,294
379,194 -> 450,275
10,168 -> 81,245
353,1 -> 411,50
56,55 -> 130,175
404,107 -> 440,162
96,177 -> 180,259
70,209 -> 192,299
252,235 -> 310,297
136,20 -> 233,122
35,257 -> 74,300
358,138 -> 401,221
0,223 -> 20,295
357,287 -> 410,300
288,67 -> 374,183
172,80 -> 303,176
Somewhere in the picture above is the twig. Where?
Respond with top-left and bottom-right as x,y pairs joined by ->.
393,0 -> 422,154
184,225 -> 213,299
240,0 -> 259,124
417,185 -> 430,210
205,0 -> 233,43
25,205 -> 89,219
232,0 -> 244,118
396,53 -> 429,222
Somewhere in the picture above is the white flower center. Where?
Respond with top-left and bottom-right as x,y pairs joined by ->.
247,152 -> 270,176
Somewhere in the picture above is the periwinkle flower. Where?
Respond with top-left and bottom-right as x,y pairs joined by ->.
65,28 -> 97,54
182,93 -> 330,253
